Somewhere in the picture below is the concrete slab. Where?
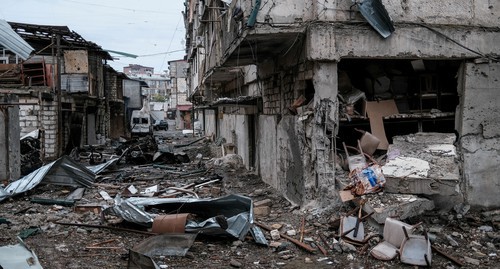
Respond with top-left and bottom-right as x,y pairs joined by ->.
382,133 -> 462,209
361,194 -> 435,224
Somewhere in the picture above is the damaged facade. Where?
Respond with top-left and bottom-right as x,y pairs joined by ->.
184,0 -> 500,209
0,21 -> 130,173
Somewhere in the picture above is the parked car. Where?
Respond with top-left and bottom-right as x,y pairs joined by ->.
155,120 -> 168,131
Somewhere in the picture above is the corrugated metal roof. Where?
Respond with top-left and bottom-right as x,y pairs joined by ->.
0,19 -> 34,60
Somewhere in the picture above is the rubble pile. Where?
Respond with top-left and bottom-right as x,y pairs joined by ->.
0,131 -> 499,268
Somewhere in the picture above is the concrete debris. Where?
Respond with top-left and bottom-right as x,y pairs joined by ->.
229,259 -> 242,268
361,194 -> 435,224
1,130 -> 498,268
384,133 -> 462,209
213,154 -> 245,170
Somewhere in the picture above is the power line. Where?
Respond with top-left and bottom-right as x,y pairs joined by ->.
160,15 -> 183,70
138,49 -> 185,57
63,0 -> 176,14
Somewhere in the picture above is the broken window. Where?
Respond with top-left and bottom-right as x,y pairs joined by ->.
337,59 -> 461,147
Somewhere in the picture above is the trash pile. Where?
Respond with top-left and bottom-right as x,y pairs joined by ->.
0,132 -> 499,268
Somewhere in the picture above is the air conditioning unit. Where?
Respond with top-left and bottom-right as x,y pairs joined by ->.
195,36 -> 204,48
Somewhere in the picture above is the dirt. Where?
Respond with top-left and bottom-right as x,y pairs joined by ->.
1,132 -> 499,268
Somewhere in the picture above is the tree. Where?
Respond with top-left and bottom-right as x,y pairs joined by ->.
151,94 -> 166,102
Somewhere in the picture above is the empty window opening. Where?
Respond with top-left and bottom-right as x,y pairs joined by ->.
337,59 -> 461,148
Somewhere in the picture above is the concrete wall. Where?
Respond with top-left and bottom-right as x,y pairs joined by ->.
258,115 -> 278,188
459,62 -> 500,208
257,115 -> 305,205
240,0 -> 313,24
237,0 -> 499,27
307,24 -> 500,61
203,109 -> 217,137
218,114 -> 251,169
0,94 -> 20,181
314,0 -> 499,27
276,116 -> 304,205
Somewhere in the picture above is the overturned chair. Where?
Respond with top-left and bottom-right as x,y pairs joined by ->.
370,218 -> 432,266
370,218 -> 414,260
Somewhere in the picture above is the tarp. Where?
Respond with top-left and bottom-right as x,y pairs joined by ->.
0,156 -> 95,202
0,19 -> 34,60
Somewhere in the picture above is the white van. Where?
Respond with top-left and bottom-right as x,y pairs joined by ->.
130,110 -> 153,136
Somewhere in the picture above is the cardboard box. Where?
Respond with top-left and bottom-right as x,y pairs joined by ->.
363,100 -> 399,150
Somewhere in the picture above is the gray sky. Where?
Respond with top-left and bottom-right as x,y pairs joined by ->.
1,0 -> 186,74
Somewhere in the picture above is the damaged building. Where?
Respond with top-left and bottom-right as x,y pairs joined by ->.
184,0 -> 500,209
0,20 -> 130,172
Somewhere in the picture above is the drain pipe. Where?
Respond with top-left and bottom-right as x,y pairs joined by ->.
246,0 -> 261,28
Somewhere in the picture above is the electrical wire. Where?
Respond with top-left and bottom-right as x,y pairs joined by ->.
63,0 -> 175,14
160,14 -> 183,71
417,23 -> 498,61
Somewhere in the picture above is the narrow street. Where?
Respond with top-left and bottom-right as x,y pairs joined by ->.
1,1 -> 500,268
0,130 -> 498,268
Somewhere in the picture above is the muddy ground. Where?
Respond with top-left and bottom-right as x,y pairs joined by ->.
1,131 -> 499,269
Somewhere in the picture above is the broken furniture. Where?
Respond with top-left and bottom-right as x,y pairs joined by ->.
370,217 -> 415,261
339,202 -> 375,244
343,141 -> 386,196
399,226 -> 432,266
355,128 -> 380,156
